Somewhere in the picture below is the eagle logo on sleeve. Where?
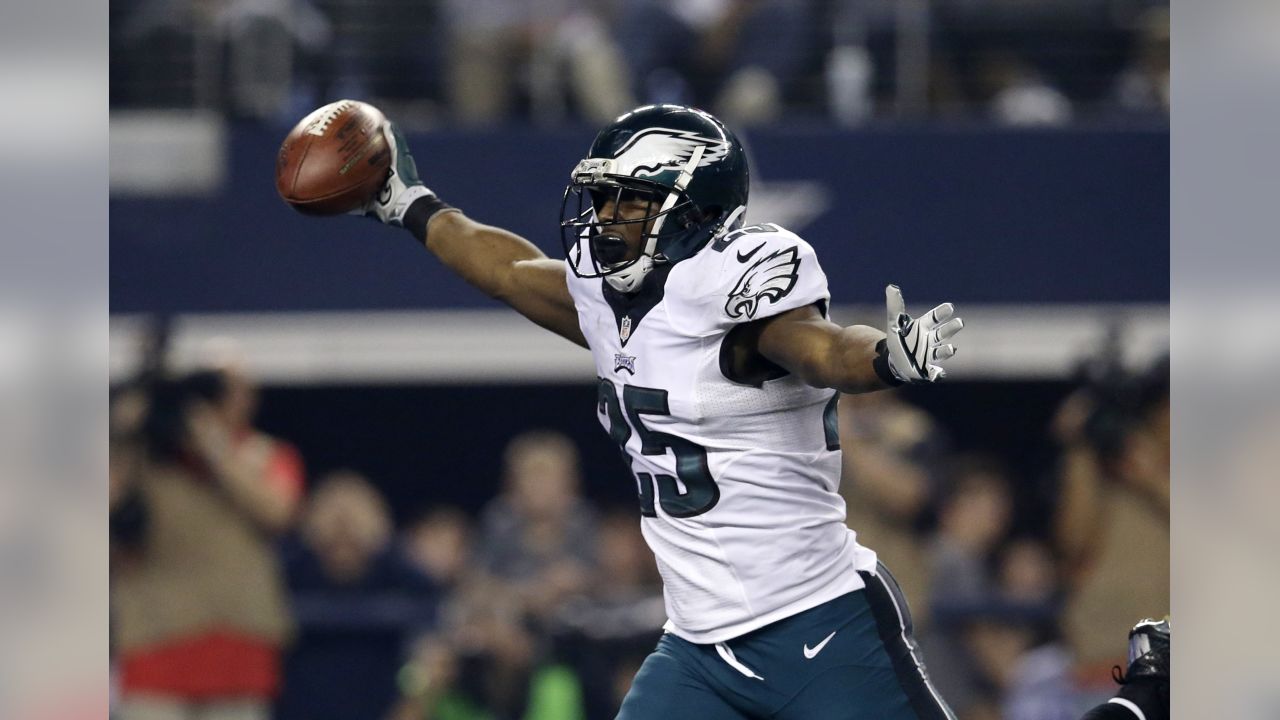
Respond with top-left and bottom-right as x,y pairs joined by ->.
724,246 -> 801,319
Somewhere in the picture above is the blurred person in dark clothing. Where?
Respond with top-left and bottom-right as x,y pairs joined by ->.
276,471 -> 439,720
993,539 -> 1076,720
109,364 -> 303,720
388,578 -> 588,720
614,0 -> 816,125
928,537 -> 1073,720
920,455 -> 1014,720
962,612 -> 1069,720
314,0 -> 440,109
580,510 -> 662,603
476,430 -> 599,623
927,455 -> 1014,607
1111,8 -> 1169,116
113,0 -> 332,118
553,511 -> 666,718
403,505 -> 475,593
998,537 -> 1062,607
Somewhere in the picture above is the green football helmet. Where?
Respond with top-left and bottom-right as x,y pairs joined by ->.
560,104 -> 750,293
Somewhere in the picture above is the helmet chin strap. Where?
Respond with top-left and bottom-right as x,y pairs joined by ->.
605,254 -> 653,293
605,145 -> 706,293
718,204 -> 747,235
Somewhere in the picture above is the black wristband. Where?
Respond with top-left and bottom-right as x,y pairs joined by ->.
873,339 -> 905,387
403,194 -> 456,245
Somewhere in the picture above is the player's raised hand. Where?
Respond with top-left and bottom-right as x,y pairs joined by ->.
354,120 -> 435,227
883,284 -> 964,383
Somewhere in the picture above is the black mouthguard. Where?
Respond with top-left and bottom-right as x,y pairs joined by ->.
591,231 -> 630,267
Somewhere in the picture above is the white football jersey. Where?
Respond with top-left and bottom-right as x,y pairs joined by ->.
566,224 -> 879,644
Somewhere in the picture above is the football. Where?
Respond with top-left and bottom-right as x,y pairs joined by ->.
275,99 -> 392,216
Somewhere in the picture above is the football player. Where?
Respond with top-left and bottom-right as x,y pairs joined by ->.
1079,618 -> 1170,720
355,104 -> 963,719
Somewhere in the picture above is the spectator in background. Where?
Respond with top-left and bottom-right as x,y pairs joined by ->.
921,454 -> 1015,720
312,0 -> 443,122
963,611 -> 1071,720
403,505 -> 475,593
977,50 -> 1074,126
113,0 -> 216,108
109,366 -> 302,720
1055,355 -> 1169,674
995,539 -> 1077,720
928,455 -> 1014,606
614,0 -> 816,125
114,0 -> 331,118
476,430 -> 599,624
554,511 -> 666,718
931,534 -> 1075,720
276,471 -> 439,720
389,577 -> 588,720
1111,7 -> 1169,115
202,340 -> 308,507
998,537 -> 1062,607
441,0 -> 633,125
836,391 -> 948,623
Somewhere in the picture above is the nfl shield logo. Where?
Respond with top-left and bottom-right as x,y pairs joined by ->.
620,315 -> 632,343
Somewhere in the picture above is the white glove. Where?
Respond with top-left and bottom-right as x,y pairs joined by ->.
354,120 -> 434,226
884,284 -> 964,383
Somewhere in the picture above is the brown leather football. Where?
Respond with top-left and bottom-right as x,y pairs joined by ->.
275,100 -> 392,216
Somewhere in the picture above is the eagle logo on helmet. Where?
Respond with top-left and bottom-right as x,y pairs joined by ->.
725,247 -> 801,319
612,128 -> 731,179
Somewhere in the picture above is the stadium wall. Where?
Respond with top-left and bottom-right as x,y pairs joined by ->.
108,123 -> 1167,521
110,124 -> 1169,313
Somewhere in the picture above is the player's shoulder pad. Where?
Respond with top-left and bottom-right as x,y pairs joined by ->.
688,223 -> 830,328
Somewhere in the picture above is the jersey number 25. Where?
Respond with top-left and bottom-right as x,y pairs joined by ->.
598,380 -> 720,518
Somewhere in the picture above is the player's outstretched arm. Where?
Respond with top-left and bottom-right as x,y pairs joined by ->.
754,285 -> 963,393
358,121 -> 586,348
423,212 -> 585,347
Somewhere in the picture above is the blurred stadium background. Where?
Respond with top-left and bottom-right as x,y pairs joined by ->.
109,1 -> 1169,719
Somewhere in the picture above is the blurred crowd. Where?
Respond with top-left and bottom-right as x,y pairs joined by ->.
109,0 -> 1169,127
839,349 -> 1169,720
109,339 -> 1168,720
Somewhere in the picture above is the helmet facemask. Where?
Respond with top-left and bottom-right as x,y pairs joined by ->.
561,146 -> 711,293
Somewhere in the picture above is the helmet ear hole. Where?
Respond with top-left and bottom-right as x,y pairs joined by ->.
674,204 -> 717,230
667,204 -> 690,227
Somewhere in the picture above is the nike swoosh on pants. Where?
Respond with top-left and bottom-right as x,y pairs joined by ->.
803,631 -> 837,659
